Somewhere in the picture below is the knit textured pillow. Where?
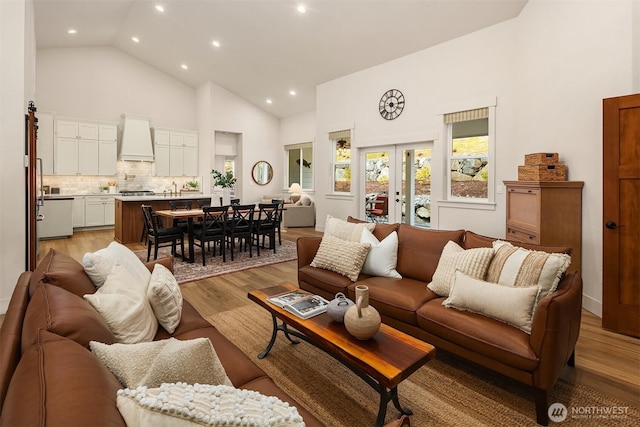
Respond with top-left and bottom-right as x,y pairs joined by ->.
486,240 -> 571,300
90,337 -> 232,389
324,215 -> 375,242
427,241 -> 495,297
310,234 -> 371,281
147,263 -> 182,334
116,383 -> 304,427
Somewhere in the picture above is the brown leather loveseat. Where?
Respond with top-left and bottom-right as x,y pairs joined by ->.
0,249 -> 326,427
297,220 -> 583,426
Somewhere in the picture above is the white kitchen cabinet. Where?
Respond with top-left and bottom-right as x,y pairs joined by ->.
37,112 -> 55,175
38,198 -> 73,239
55,120 -> 116,176
153,129 -> 171,176
85,196 -> 115,227
73,196 -> 85,228
168,130 -> 198,177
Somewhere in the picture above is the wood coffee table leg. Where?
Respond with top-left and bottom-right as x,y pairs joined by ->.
258,314 -> 300,359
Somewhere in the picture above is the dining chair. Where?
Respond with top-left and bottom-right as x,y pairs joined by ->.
192,206 -> 228,265
141,205 -> 185,262
253,203 -> 279,255
271,199 -> 284,245
196,199 -> 211,209
226,204 -> 255,261
366,194 -> 389,223
168,200 -> 192,232
230,198 -> 241,205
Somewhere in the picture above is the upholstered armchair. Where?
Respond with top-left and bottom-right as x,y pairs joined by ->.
282,196 -> 315,228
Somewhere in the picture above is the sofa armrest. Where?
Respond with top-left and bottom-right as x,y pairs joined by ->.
144,256 -> 174,274
529,271 -> 583,389
297,236 -> 321,269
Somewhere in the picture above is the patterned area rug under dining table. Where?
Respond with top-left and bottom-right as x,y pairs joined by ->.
134,239 -> 297,284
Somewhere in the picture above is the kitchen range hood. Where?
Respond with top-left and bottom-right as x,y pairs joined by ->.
118,114 -> 154,162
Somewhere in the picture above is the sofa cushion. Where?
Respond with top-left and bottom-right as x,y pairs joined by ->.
84,261 -> 158,343
29,248 -> 96,298
360,229 -> 401,278
147,263 -> 182,334
1,329 -> 125,427
347,216 -> 399,241
116,383 -> 304,427
416,299 -> 539,371
83,241 -> 151,288
325,215 -> 374,242
396,225 -> 465,282
444,271 -> 540,333
154,299 -> 213,339
350,276 -> 438,325
22,284 -> 116,353
463,230 -> 572,254
298,265 -> 355,298
310,234 -> 371,281
90,337 -> 232,388
486,240 -> 571,300
427,241 -> 494,297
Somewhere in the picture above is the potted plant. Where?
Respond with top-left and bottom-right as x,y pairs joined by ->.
186,180 -> 199,191
211,169 -> 236,205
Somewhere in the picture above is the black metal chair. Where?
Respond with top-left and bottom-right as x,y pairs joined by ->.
169,200 -> 192,232
196,199 -> 211,209
225,204 -> 255,261
141,205 -> 185,261
192,206 -> 228,265
253,203 -> 279,255
271,199 -> 284,245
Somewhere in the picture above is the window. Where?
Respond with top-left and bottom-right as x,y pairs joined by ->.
224,158 -> 235,177
330,130 -> 351,193
444,107 -> 493,202
285,143 -> 313,190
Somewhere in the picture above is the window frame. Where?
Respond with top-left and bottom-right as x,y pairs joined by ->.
329,130 -> 353,195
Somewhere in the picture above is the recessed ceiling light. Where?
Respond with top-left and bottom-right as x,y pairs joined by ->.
212,40 -> 221,48
266,99 -> 273,104
297,4 -> 306,14
289,90 -> 297,96
181,64 -> 188,70
68,29 -> 77,34
131,36 -> 140,43
155,5 -> 164,13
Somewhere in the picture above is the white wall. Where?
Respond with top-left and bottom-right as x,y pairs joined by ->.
36,47 -> 196,129
305,0 -> 636,316
0,0 -> 35,313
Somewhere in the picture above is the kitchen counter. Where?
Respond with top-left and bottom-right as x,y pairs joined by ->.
114,194 -> 212,244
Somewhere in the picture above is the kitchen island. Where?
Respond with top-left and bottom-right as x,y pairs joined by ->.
114,193 -> 212,244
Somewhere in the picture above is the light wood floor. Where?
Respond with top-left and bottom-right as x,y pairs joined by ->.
22,228 -> 640,407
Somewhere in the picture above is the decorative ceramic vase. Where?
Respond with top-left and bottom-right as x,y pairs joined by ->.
221,188 -> 231,206
327,292 -> 354,323
344,285 -> 381,340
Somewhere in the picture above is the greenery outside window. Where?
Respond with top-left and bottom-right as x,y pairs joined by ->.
444,106 -> 494,203
330,130 -> 351,193
285,143 -> 313,190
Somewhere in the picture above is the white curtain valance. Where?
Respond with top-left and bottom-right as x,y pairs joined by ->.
444,107 -> 489,124
328,129 -> 351,140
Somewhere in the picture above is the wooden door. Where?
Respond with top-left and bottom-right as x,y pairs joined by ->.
602,93 -> 640,338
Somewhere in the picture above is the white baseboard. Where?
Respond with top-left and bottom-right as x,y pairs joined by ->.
582,294 -> 602,317
0,297 -> 10,316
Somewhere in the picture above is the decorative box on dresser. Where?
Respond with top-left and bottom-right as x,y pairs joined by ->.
504,180 -> 584,273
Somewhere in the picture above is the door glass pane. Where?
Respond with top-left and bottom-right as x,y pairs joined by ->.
402,148 -> 431,228
364,151 -> 390,223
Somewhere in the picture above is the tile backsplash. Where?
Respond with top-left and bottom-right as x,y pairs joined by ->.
42,161 -> 203,195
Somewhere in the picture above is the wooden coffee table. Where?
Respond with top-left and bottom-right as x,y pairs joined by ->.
248,283 -> 436,427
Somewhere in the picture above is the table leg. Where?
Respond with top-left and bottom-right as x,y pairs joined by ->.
258,314 -> 300,359
374,386 -> 412,427
187,217 -> 195,263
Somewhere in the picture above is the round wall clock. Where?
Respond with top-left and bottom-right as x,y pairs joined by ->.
379,89 -> 405,120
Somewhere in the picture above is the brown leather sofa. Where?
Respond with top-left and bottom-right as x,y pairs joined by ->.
297,220 -> 583,426
0,249 -> 325,427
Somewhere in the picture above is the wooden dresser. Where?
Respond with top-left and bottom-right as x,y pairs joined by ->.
504,181 -> 584,273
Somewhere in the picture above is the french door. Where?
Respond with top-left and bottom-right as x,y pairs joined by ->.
361,142 -> 432,227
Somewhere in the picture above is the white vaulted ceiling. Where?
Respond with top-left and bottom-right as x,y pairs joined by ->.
34,0 -> 527,118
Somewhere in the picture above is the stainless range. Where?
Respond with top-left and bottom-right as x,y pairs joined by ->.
118,190 -> 156,197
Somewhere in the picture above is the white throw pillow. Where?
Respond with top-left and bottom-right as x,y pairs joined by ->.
444,270 -> 540,333
360,228 -> 401,278
90,337 -> 232,389
310,234 -> 371,281
84,261 -> 158,343
324,215 -> 375,242
83,241 -> 151,288
486,240 -> 571,300
427,241 -> 495,297
117,383 -> 304,427
148,263 -> 182,334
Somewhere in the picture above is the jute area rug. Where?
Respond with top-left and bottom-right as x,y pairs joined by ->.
134,240 -> 297,284
208,305 -> 633,427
